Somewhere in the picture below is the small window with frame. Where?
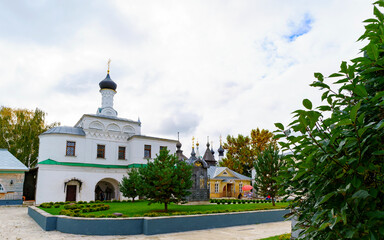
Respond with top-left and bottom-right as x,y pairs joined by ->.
66,141 -> 76,156
215,182 -> 219,193
0,183 -> 5,193
160,146 -> 167,152
144,145 -> 151,158
97,144 -> 105,158
118,146 -> 126,160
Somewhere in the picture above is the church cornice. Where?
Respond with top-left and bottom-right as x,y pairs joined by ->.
84,129 -> 133,140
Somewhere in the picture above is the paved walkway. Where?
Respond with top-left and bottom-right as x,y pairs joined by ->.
0,206 -> 291,240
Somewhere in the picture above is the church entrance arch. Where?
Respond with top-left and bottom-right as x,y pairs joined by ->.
95,178 -> 120,201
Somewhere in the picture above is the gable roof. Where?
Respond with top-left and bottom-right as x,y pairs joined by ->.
0,149 -> 28,171
75,114 -> 140,127
203,143 -> 217,166
41,126 -> 86,136
207,166 -> 251,180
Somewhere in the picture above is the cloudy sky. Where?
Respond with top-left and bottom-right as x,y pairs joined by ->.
0,0 -> 374,155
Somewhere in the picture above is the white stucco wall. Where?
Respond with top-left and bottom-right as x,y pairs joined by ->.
35,165 -> 128,204
127,137 -> 177,165
36,108 -> 180,204
38,134 -> 86,164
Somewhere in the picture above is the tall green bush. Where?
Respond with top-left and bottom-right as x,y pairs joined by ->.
119,168 -> 143,202
275,2 -> 384,239
140,149 -> 193,212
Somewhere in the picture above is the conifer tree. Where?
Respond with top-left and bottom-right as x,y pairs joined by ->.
254,144 -> 285,206
119,168 -> 143,202
140,149 -> 193,212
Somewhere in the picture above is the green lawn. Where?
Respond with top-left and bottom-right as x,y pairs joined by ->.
39,201 -> 289,217
259,233 -> 291,240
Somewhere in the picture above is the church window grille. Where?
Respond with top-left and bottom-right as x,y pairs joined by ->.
66,141 -> 76,156
144,145 -> 151,158
215,183 -> 219,193
239,182 -> 243,193
118,146 -> 126,160
97,144 -> 105,158
0,183 -> 4,192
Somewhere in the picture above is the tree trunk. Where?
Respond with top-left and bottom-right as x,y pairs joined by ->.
272,196 -> 275,206
165,202 -> 168,212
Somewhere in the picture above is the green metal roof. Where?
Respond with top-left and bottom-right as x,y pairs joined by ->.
38,159 -> 146,169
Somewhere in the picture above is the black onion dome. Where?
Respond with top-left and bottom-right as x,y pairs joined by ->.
176,141 -> 182,149
99,73 -> 117,91
218,145 -> 224,153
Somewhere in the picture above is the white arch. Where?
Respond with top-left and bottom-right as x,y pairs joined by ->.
94,178 -> 120,200
107,123 -> 121,132
89,121 -> 104,131
122,125 -> 135,135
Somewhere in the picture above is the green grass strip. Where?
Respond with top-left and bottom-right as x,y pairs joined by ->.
39,201 -> 289,218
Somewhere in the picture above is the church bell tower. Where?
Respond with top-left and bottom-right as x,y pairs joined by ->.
97,59 -> 118,117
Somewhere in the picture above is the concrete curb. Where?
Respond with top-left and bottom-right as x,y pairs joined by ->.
28,206 -> 289,236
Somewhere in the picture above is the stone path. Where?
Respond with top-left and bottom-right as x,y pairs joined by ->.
0,206 -> 291,240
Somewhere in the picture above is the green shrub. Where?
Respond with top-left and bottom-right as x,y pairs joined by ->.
54,205 -> 60,208
40,203 -> 52,208
64,204 -> 77,210
59,210 -> 71,215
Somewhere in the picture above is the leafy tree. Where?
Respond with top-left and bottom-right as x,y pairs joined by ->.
140,149 -> 193,212
275,2 -> 384,238
220,128 -> 275,177
119,168 -> 143,202
0,107 -> 58,168
254,144 -> 285,206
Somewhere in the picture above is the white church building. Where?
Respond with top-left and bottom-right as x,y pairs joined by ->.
35,69 -> 178,204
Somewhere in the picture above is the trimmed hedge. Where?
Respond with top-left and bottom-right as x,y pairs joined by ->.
209,199 -> 288,204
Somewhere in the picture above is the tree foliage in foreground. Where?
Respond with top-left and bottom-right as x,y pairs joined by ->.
0,107 -> 59,168
140,149 -> 193,212
220,128 -> 275,177
254,144 -> 285,206
119,168 -> 143,202
275,2 -> 384,239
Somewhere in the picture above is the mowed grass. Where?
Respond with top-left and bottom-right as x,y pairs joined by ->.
39,201 -> 289,217
258,233 -> 291,240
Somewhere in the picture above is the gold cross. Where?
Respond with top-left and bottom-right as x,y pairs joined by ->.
107,59 -> 111,74
192,136 -> 195,148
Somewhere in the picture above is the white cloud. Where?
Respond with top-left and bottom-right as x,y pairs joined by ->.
0,0 -> 374,156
